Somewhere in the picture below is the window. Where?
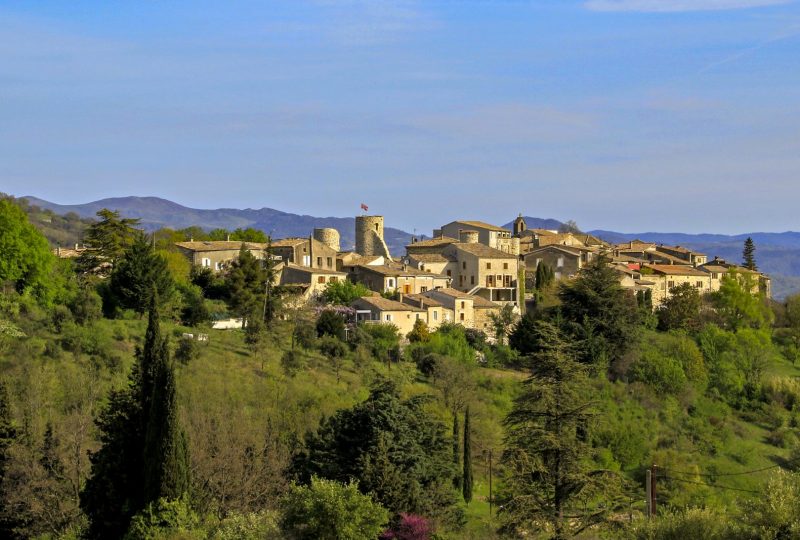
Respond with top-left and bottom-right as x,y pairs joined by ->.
330,276 -> 338,283
433,311 -> 438,321
316,257 -> 322,267
697,281 -> 703,288
486,262 -> 492,270
460,313 -> 465,321
385,314 -> 392,321
302,255 -> 310,266
460,301 -> 465,309
447,270 -> 452,277
326,257 -> 332,267
557,256 -> 564,268
462,262 -> 466,270
471,275 -> 475,285
403,284 -> 411,294
201,258 -> 211,267
388,278 -> 395,288
214,261 -> 220,271
668,280 -> 675,289
420,286 -> 427,293
503,262 -> 509,270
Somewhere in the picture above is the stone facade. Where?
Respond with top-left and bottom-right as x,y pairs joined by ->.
355,215 -> 392,259
175,241 -> 267,272
313,228 -> 341,252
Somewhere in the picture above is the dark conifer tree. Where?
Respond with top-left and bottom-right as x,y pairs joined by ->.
452,411 -> 461,491
743,237 -> 758,271
0,380 -> 18,537
462,406 -> 473,504
109,232 -> 173,314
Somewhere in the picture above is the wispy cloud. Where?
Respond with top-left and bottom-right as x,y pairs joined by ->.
585,0 -> 793,12
700,25 -> 800,72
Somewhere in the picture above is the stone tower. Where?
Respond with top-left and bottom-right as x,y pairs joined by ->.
513,214 -> 527,237
355,215 -> 392,259
313,227 -> 341,252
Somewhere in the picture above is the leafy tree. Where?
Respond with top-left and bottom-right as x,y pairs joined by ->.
321,280 -> 371,305
231,227 -> 268,243
0,199 -> 58,303
316,310 -> 347,340
657,283 -> 702,332
489,304 -> 516,345
279,477 -> 389,540
711,273 -> 772,331
558,220 -> 582,234
292,379 -> 457,519
361,323 -> 402,364
501,321 -> 623,538
407,319 -> 430,343
462,406 -> 473,504
69,280 -> 103,324
225,245 -> 266,326
317,335 -> 348,383
509,312 -> 541,356
742,237 -> 757,271
124,496 -> 200,540
558,255 -> 640,366
110,233 -> 174,315
178,283 -> 210,327
77,208 -> 140,276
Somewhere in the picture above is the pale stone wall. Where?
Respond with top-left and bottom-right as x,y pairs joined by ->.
313,228 -> 341,252
356,216 -> 392,259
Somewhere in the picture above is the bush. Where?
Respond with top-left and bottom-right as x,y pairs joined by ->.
381,513 -> 434,540
293,322 -> 317,349
174,337 -> 200,365
321,280 -> 371,305
69,282 -> 103,324
316,310 -> 346,340
124,497 -> 201,540
209,510 -> 281,540
623,507 -> 745,540
179,284 -> 210,327
281,349 -> 305,377
279,477 -> 389,540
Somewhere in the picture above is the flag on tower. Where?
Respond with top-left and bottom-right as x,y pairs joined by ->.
360,203 -> 369,212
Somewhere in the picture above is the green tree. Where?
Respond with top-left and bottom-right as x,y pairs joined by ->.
321,280 -> 371,305
509,312 -> 541,357
230,227 -> 268,243
534,262 -> 555,304
316,310 -> 347,340
124,496 -> 200,540
292,379 -> 457,519
317,335 -> 348,383
110,233 -> 174,315
657,283 -> 702,332
0,381 -> 18,537
712,273 -> 772,331
262,239 -> 282,327
462,406 -> 473,504
0,199 -> 58,303
558,255 -> 640,367
407,318 -> 430,343
142,336 -> 190,504
742,237 -> 757,271
489,304 -> 516,346
501,321 -> 622,538
279,477 -> 389,540
452,412 -> 461,491
225,245 -> 266,327
77,208 -> 140,276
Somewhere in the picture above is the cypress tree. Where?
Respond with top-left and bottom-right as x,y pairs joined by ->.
452,411 -> 461,491
143,336 -> 190,504
462,406 -> 473,503
0,380 -> 18,536
743,237 -> 758,271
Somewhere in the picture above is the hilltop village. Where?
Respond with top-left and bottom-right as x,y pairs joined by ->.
171,214 -> 771,336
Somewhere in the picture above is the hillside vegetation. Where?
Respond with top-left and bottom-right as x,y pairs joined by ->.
4,200 -> 800,539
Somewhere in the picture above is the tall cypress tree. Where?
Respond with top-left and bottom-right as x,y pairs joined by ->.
462,407 -> 473,503
743,237 -> 758,271
0,380 -> 18,536
452,411 -> 461,491
143,342 -> 190,503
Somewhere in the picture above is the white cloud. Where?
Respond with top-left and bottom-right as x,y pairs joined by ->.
585,0 -> 793,12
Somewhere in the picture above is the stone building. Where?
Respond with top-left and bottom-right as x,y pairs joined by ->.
313,228 -> 341,252
640,264 -> 713,305
175,241 -> 267,272
436,220 -> 520,255
355,215 -> 392,260
271,237 -> 338,271
523,244 -> 597,281
279,263 -> 348,300
352,296 -> 425,336
352,264 -> 450,295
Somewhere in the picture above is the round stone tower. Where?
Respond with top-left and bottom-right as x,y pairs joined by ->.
355,215 -> 391,258
459,230 -> 480,244
313,227 -> 341,252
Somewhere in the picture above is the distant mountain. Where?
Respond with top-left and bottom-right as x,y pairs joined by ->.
22,195 -> 415,255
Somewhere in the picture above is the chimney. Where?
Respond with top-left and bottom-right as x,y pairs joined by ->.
419,298 -> 424,310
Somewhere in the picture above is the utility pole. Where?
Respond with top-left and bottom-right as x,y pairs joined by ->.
651,464 -> 658,517
646,464 -> 658,518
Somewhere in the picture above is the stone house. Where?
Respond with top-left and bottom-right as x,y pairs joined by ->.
418,287 -> 503,331
175,241 -> 267,272
351,296 -> 425,336
436,221 -> 519,255
352,264 -> 450,295
523,244 -> 597,281
271,237 -> 338,271
699,258 -> 772,298
640,264 -> 713,306
401,294 -> 453,330
441,242 -> 519,306
279,263 -> 348,300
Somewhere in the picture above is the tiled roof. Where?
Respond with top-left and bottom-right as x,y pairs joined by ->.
452,242 -> 517,259
406,236 -> 458,248
471,295 -> 501,309
524,245 -> 583,257
403,294 -> 444,308
175,241 -> 266,252
271,238 -> 307,248
450,220 -> 510,232
357,264 -> 446,278
423,287 -> 473,299
284,263 -> 347,276
408,253 -> 455,264
643,264 -> 708,277
353,296 -> 423,312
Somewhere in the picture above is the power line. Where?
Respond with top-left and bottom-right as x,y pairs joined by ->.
665,475 -> 762,495
660,455 -> 800,478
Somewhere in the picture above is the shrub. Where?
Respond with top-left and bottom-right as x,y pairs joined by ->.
279,477 -> 389,540
381,513 -> 434,540
209,510 -> 281,540
281,349 -> 305,377
623,507 -> 745,540
174,337 -> 200,365
124,497 -> 201,540
316,310 -> 346,340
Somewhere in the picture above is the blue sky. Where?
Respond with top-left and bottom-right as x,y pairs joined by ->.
1,0 -> 799,234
